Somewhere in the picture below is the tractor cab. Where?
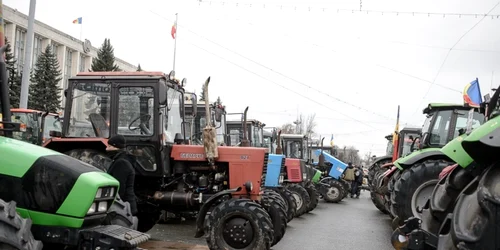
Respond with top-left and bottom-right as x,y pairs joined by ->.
8,108 -> 62,145
226,118 -> 266,147
395,127 -> 421,159
184,94 -> 226,145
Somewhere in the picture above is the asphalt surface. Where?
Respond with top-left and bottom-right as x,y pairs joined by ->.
142,190 -> 394,250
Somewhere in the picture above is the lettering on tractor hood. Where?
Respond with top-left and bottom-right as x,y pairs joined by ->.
180,153 -> 205,159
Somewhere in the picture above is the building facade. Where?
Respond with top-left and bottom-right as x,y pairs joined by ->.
3,5 -> 137,110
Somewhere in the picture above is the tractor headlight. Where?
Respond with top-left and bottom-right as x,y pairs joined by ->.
97,201 -> 108,212
95,187 -> 116,199
302,173 -> 307,180
244,181 -> 253,192
279,175 -> 284,184
87,203 -> 96,214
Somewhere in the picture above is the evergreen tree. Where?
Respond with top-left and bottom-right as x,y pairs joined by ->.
5,38 -> 22,107
137,64 -> 142,71
28,45 -> 62,113
90,38 -> 120,72
199,83 -> 206,101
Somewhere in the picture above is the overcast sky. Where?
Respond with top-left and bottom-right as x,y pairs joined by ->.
5,0 -> 500,156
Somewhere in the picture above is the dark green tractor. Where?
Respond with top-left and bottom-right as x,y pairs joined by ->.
388,103 -> 485,228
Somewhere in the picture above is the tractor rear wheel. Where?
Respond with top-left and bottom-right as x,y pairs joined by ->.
304,183 -> 319,213
368,158 -> 392,187
323,179 -> 343,203
392,160 -> 450,224
103,195 -> 139,230
277,188 -> 297,223
339,179 -> 350,200
437,165 -> 500,250
206,199 -> 273,250
65,148 -> 112,171
0,200 -> 43,250
262,191 -> 287,246
387,170 -> 402,219
263,189 -> 287,215
370,191 -> 389,214
287,184 -> 310,217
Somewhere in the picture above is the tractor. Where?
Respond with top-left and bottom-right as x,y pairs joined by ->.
0,44 -> 149,249
392,89 -> 499,250
2,108 -> 62,145
184,91 -> 289,246
386,103 -> 485,229
369,127 -> 421,214
43,71 -> 275,249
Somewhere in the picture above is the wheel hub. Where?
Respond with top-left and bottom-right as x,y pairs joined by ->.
326,186 -> 340,200
222,217 -> 254,248
292,192 -> 303,210
411,179 -> 439,218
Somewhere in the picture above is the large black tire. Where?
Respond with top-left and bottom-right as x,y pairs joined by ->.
287,184 -> 310,217
339,179 -> 350,200
277,188 -> 297,223
262,189 -> 287,215
65,148 -> 112,171
370,191 -> 389,214
261,191 -> 287,246
0,200 -> 43,250
103,195 -> 139,230
322,179 -> 344,203
136,199 -> 161,233
206,199 -> 273,250
368,158 -> 392,188
304,183 -> 319,213
437,165 -> 500,250
386,169 -> 402,219
392,160 -> 450,224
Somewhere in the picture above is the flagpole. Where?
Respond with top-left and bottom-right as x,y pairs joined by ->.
80,21 -> 83,41
173,13 -> 178,71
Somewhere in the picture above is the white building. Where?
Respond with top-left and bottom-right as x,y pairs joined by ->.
3,4 -> 137,109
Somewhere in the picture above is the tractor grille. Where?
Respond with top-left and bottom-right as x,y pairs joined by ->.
290,169 -> 301,180
280,157 -> 286,174
263,153 -> 269,175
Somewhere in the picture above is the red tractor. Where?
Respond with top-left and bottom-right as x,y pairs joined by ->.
0,108 -> 61,145
44,71 -> 275,249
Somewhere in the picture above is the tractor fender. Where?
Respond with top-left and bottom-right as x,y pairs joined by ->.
194,187 -> 242,238
394,148 -> 451,170
462,116 -> 500,166
318,176 -> 336,186
368,155 -> 392,171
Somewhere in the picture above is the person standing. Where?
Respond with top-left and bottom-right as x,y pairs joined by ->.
343,162 -> 355,197
106,134 -> 138,215
352,165 -> 364,198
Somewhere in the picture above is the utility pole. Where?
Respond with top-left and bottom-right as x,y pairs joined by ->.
19,0 -> 36,109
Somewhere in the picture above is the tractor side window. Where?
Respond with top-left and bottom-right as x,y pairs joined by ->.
164,88 -> 183,142
43,115 -> 62,139
12,112 -> 39,144
229,129 -> 240,146
453,111 -> 484,138
68,82 -> 111,138
429,110 -> 452,146
118,87 -> 154,136
252,125 -> 260,147
127,145 -> 157,172
286,140 -> 301,159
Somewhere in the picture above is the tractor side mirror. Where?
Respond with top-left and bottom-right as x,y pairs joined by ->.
179,94 -> 185,119
215,107 -> 223,122
49,130 -> 62,137
458,128 -> 466,136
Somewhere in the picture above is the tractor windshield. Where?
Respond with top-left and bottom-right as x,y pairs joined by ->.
11,112 -> 39,144
428,110 -> 452,146
453,110 -> 484,137
386,140 -> 393,156
252,125 -> 263,147
67,82 -> 111,138
263,135 -> 272,152
285,140 -> 303,159
43,115 -> 62,141
400,132 -> 418,157
118,86 -> 155,136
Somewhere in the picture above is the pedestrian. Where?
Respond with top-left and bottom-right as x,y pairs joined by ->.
342,162 -> 355,197
352,165 -> 364,198
106,134 -> 138,215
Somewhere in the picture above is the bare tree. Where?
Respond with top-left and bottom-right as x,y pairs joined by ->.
279,123 -> 295,134
304,113 -> 317,138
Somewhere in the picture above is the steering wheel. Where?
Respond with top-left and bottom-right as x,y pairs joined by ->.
128,114 -> 152,131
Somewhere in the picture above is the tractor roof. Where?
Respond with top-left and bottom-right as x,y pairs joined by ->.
423,103 -> 477,114
263,130 -> 272,137
74,71 -> 169,80
11,108 -> 59,116
385,134 -> 393,140
400,127 -> 421,133
281,134 -> 307,139
226,119 -> 266,127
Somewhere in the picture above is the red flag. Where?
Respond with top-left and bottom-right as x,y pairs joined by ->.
171,21 -> 177,39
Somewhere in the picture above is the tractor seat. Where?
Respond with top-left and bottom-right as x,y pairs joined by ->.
89,113 -> 109,138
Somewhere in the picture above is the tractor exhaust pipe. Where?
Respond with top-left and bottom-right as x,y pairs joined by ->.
240,106 -> 250,147
202,77 -> 218,164
153,191 -> 200,208
318,137 -> 325,166
275,130 -> 282,154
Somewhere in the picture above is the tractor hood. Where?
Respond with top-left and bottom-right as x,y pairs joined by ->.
0,136 -> 119,226
461,115 -> 500,167
393,147 -> 443,170
440,134 -> 473,169
313,149 -> 347,179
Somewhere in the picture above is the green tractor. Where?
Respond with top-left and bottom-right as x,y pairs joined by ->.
0,43 -> 149,249
392,89 -> 499,249
388,103 -> 485,228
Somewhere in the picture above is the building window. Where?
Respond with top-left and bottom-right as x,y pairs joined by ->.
64,48 -> 73,87
32,36 -> 43,67
14,28 -> 26,74
79,54 -> 85,72
50,43 -> 58,56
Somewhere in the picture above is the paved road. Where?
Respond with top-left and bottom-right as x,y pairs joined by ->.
141,191 -> 394,250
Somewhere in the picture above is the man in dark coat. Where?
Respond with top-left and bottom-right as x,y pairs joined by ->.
106,134 -> 138,215
351,165 -> 364,198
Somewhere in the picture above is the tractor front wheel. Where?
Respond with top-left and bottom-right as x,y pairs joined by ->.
277,188 -> 297,223
392,160 -> 450,223
0,199 -> 43,250
287,184 -> 311,217
323,179 -> 343,203
304,183 -> 319,213
103,195 -> 139,230
262,190 -> 287,246
206,199 -> 273,250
